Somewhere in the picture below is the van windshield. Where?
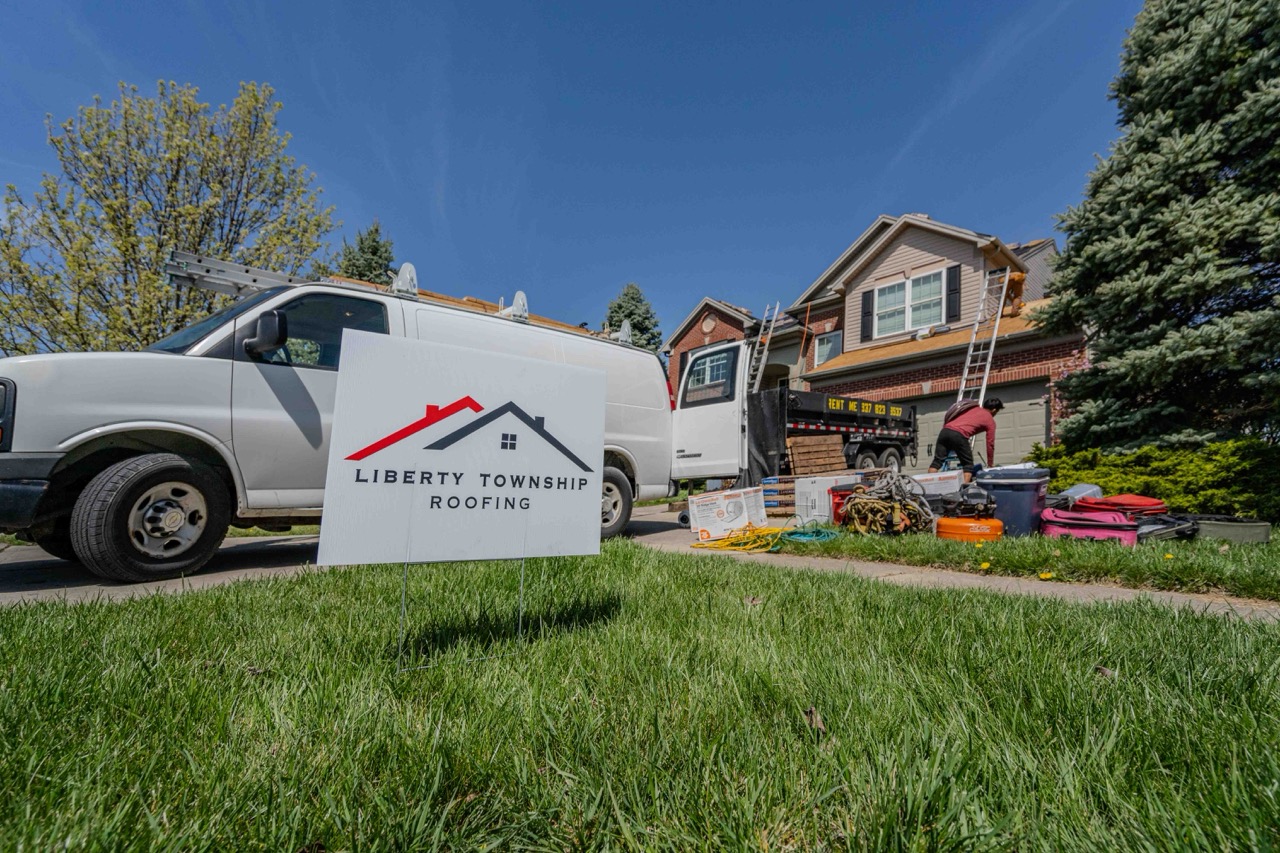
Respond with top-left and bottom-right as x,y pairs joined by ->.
148,287 -> 289,354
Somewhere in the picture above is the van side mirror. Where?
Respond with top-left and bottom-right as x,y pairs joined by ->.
244,310 -> 288,357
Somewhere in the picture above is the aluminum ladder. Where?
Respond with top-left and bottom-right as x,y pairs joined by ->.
746,302 -> 781,393
956,267 -> 1012,405
164,250 -> 306,296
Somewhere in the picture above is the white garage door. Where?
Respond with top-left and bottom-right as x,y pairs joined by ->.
907,381 -> 1050,472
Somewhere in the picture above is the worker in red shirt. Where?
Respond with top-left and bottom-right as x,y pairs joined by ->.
927,397 -> 1004,482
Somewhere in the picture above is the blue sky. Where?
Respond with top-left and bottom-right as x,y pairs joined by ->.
1,0 -> 1143,339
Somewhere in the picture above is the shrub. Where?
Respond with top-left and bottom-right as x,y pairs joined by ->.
1028,439 -> 1280,522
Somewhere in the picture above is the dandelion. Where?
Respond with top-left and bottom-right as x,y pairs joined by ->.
1040,571 -> 1055,580
980,562 -> 991,570
975,542 -> 984,549
1164,553 -> 1174,560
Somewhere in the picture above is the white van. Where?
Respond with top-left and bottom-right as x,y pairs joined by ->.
0,263 -> 672,581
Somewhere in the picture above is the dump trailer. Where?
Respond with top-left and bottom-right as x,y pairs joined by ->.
670,339 -> 918,486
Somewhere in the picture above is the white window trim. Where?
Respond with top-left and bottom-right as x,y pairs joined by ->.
814,330 -> 842,366
872,266 -> 948,339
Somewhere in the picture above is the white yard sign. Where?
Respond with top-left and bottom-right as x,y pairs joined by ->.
317,331 -> 606,566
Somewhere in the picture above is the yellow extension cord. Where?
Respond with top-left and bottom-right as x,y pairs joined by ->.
690,524 -> 790,553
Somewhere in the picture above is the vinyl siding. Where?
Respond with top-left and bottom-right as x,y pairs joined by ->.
841,227 -> 985,353
1018,244 -> 1056,301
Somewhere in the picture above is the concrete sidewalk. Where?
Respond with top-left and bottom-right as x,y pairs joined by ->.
627,509 -> 1280,622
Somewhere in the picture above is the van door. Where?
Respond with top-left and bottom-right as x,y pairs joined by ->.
231,291 -> 395,509
671,342 -> 746,479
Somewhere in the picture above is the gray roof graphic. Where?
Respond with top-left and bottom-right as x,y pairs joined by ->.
424,402 -> 593,472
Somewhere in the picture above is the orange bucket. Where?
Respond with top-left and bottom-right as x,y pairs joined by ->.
937,517 -> 1003,542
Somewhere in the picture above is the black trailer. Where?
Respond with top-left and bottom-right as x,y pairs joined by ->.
745,387 -> 917,483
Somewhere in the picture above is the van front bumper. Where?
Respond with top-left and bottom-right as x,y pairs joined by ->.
0,454 -> 63,531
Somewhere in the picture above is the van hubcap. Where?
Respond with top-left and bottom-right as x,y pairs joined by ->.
602,483 -> 622,527
129,482 -> 207,559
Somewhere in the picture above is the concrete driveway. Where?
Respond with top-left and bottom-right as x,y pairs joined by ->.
0,535 -> 321,605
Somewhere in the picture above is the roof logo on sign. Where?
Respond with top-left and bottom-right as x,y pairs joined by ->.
425,401 -> 594,473
345,396 -> 484,461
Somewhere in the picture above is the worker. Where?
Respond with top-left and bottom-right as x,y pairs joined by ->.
928,397 -> 1004,482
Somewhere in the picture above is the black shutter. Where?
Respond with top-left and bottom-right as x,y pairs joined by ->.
678,350 -> 689,384
945,265 -> 962,323
860,290 -> 874,342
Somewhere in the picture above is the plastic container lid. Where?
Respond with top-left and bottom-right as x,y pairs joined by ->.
975,467 -> 1050,482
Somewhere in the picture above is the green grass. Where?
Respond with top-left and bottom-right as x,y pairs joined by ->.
229,524 -> 322,537
636,489 -> 689,507
2,540 -> 1280,848
780,526 -> 1280,602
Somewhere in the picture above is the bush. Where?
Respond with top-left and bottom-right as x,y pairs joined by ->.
1028,439 -> 1280,522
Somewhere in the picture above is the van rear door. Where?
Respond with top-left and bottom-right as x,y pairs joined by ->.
671,342 -> 746,479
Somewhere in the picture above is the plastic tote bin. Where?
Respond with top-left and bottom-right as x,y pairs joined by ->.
974,467 -> 1050,537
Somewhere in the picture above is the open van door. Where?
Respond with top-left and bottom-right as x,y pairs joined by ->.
671,342 -> 747,480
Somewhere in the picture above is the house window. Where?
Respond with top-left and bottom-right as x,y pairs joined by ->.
814,330 -> 842,365
501,433 -> 517,450
874,270 -> 945,337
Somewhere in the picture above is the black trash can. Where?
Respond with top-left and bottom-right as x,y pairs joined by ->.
974,467 -> 1050,537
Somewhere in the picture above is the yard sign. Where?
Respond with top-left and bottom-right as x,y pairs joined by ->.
317,330 -> 606,566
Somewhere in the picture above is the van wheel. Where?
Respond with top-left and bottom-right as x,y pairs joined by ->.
31,518 -> 78,562
877,448 -> 903,473
71,453 -> 231,582
601,467 -> 633,539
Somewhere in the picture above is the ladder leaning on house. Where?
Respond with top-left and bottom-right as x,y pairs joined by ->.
955,267 -> 1012,405
746,302 -> 781,393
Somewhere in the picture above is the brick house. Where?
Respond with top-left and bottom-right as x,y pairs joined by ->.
664,213 -> 1084,470
661,297 -> 801,392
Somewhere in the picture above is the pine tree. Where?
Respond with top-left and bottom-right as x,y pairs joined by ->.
1038,0 -> 1279,449
604,283 -> 663,351
336,221 -> 395,284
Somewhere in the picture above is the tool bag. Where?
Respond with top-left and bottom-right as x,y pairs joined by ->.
1072,494 -> 1169,517
1136,514 -> 1198,542
1040,508 -> 1138,546
1178,514 -> 1271,544
939,484 -> 997,518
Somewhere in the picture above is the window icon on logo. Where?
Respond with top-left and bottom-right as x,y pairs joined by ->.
500,433 -> 517,450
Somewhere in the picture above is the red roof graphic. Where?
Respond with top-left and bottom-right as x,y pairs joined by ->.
345,395 -> 483,461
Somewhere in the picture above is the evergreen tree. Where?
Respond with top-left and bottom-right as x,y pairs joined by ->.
336,221 -> 395,284
0,81 -> 334,354
1038,0 -> 1280,449
604,283 -> 662,351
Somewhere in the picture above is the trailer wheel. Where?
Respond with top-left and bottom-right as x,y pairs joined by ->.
601,467 -> 633,539
854,450 -> 879,470
70,453 -> 230,582
877,448 -> 904,473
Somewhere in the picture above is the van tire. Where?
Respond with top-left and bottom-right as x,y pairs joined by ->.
71,453 -> 231,582
601,467 -> 633,539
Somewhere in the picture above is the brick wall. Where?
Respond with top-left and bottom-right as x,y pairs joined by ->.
796,306 -> 843,378
666,307 -> 747,390
812,340 -> 1083,402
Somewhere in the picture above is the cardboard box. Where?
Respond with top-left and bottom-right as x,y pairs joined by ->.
795,474 -> 862,523
689,487 -> 767,541
912,470 -> 965,496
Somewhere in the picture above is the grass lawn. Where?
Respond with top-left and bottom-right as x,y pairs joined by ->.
780,526 -> 1280,602
2,540 -> 1280,848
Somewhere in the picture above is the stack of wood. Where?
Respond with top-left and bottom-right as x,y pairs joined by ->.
786,434 -> 848,476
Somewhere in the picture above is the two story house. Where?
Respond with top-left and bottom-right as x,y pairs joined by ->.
662,213 -> 1084,470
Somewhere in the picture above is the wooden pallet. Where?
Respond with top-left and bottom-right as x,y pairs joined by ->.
786,434 -> 846,476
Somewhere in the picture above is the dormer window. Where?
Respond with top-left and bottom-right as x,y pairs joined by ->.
874,269 -> 944,337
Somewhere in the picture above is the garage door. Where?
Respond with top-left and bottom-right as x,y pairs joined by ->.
907,381 -> 1050,472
